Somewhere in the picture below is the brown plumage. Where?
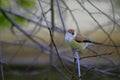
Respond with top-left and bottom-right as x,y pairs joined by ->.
67,29 -> 89,43
75,34 -> 89,42
65,29 -> 90,50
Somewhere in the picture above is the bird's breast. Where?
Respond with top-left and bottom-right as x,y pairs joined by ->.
66,39 -> 83,51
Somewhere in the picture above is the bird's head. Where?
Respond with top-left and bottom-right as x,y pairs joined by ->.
65,29 -> 76,42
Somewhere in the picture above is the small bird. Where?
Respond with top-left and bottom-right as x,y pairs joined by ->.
65,29 -> 91,51
65,29 -> 91,80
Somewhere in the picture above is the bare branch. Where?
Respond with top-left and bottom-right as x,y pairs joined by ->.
61,0 -> 81,33
0,7 -> 64,33
56,0 -> 66,33
80,52 -> 112,60
87,0 -> 120,28
0,43 -> 4,80
76,0 -> 120,57
0,7 -> 48,51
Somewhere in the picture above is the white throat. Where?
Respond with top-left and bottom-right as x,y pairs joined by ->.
65,32 -> 76,42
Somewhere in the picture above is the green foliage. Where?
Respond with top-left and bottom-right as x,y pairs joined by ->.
10,14 -> 27,25
0,12 -> 11,28
0,0 -> 36,28
17,0 -> 36,9
0,12 -> 27,28
0,0 -> 9,8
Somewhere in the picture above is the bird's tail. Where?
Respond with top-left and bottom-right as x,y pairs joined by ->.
82,40 -> 120,47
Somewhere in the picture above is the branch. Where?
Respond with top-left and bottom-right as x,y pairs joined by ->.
87,0 -> 120,28
63,55 -> 120,77
76,0 -> 120,57
0,7 -> 48,51
80,52 -> 112,60
15,0 -> 39,18
38,0 -> 75,78
72,49 -> 82,80
56,0 -> 66,33
0,43 -> 5,80
1,39 -> 119,77
61,0 -> 81,33
0,7 -> 64,33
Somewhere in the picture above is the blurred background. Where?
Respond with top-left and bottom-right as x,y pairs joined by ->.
0,0 -> 120,80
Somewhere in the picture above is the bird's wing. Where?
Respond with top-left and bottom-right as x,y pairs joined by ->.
75,34 -> 89,43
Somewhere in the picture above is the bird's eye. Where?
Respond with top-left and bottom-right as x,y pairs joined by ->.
71,32 -> 74,35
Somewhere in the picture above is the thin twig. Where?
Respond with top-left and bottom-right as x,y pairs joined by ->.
72,57 -> 77,80
53,64 -> 70,80
0,7 -> 48,52
47,0 -> 55,79
86,47 -> 116,66
15,0 -> 39,18
87,0 -> 120,57
1,40 -> 119,77
76,0 -> 120,57
0,7 -> 64,33
80,52 -> 112,60
87,0 -> 120,28
61,0 -> 81,33
72,49 -> 82,80
56,0 -> 66,33
0,43 -> 4,80
38,0 -> 76,78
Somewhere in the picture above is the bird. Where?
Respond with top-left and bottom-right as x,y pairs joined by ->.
65,28 -> 119,50
65,29 -> 91,80
65,29 -> 91,51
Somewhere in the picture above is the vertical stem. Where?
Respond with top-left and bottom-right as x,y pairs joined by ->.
72,57 -> 77,80
38,0 -> 50,28
56,0 -> 66,33
0,43 -> 4,80
49,0 -> 54,68
73,49 -> 82,80
48,0 -> 55,79
51,0 -> 55,32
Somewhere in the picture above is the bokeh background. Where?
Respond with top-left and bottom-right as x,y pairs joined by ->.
0,0 -> 120,80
